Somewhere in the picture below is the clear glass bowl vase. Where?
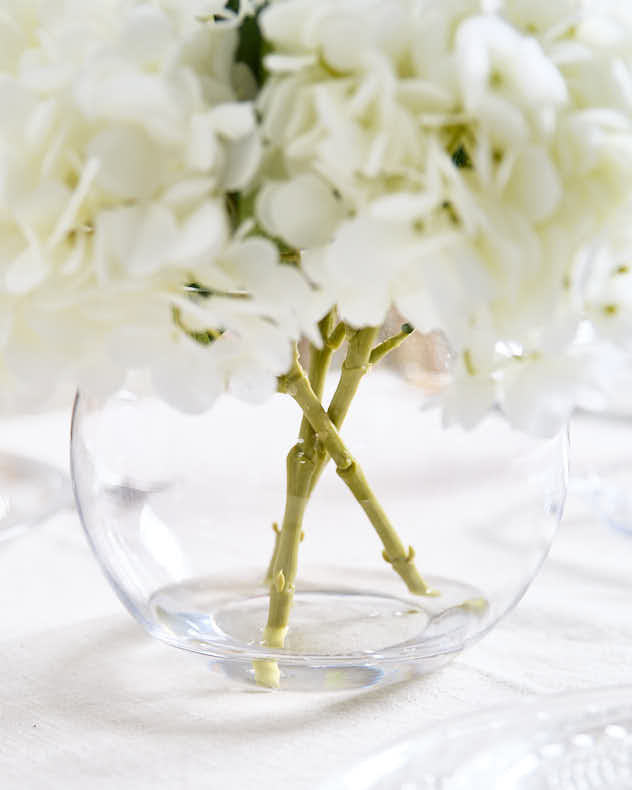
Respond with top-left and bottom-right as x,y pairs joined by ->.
71,367 -> 568,691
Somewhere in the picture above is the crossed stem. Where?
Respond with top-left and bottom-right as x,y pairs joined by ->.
254,325 -> 432,688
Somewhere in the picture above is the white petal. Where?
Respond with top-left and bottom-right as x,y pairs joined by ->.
119,6 -> 174,68
6,241 -> 47,295
171,201 -> 229,264
47,158 -> 101,250
127,205 -> 179,276
223,131 -> 262,191
162,178 -> 214,210
188,114 -> 222,171
88,126 -> 164,200
264,54 -> 318,73
228,366 -> 279,404
207,102 -> 256,140
256,174 -> 343,249
507,146 -> 562,223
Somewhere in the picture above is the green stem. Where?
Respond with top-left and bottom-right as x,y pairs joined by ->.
369,324 -> 415,366
327,321 -> 347,351
255,443 -> 315,688
298,313 -> 337,450
256,314 -> 337,688
279,355 -> 432,597
264,444 -> 315,647
263,523 -> 281,585
263,313 -> 336,587
255,326 -> 429,687
306,327 -> 377,496
328,327 -> 379,430
306,324 -> 415,497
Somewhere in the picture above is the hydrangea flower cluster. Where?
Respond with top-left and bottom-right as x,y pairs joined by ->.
254,0 -> 632,434
2,0 -> 632,435
0,0 -> 323,412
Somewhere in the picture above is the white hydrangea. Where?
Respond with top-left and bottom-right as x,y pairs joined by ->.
4,0 -> 631,433
571,204 -> 632,353
254,0 -> 632,434
0,0 -> 321,413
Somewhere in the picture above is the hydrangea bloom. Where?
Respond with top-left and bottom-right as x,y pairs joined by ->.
254,0 -> 632,433
2,0 -> 631,435
0,0 -> 321,412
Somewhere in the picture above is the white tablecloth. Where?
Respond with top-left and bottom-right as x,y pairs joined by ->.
1,407 -> 632,789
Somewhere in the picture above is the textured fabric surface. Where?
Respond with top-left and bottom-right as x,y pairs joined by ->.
1,408 -> 631,789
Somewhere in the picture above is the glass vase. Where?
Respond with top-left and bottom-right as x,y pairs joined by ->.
71,366 -> 567,691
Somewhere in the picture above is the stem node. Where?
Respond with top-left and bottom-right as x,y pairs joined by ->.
275,570 -> 286,593
342,361 -> 370,374
336,459 -> 356,480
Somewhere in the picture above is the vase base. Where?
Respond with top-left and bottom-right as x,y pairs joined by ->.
210,651 -> 455,692
147,576 -> 488,691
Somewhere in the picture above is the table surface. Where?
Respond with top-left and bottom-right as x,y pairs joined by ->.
1,404 -> 632,790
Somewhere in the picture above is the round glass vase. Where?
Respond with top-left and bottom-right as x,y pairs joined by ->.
71,367 -> 567,692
